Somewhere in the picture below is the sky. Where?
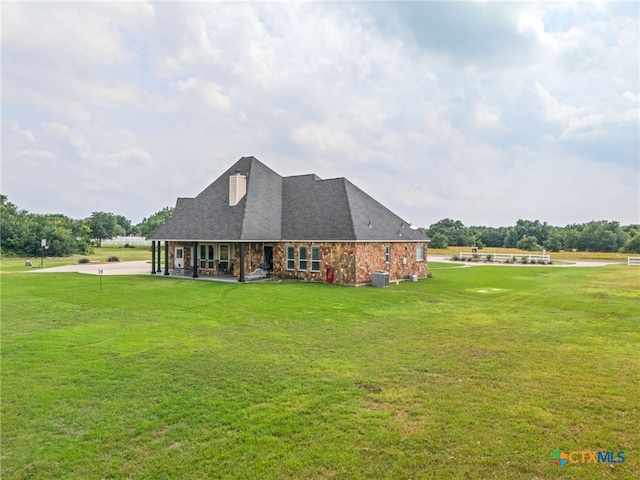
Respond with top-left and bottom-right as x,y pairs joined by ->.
2,1 -> 639,228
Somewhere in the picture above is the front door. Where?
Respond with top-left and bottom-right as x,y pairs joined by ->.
175,247 -> 184,268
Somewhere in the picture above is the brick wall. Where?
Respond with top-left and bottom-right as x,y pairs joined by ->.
355,242 -> 427,284
272,242 -> 356,284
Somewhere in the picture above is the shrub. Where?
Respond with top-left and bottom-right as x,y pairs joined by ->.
107,256 -> 120,262
486,254 -> 494,262
123,243 -> 136,249
78,258 -> 90,264
450,255 -> 460,261
520,256 -> 529,264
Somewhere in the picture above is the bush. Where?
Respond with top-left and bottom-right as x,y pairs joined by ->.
450,255 -> 460,261
520,256 -> 529,264
78,258 -> 90,264
123,243 -> 136,249
486,254 -> 494,262
107,256 -> 120,262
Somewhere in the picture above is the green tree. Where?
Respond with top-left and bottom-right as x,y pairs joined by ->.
115,214 -> 135,235
516,235 -> 540,251
0,195 -> 25,253
427,219 -> 468,246
137,207 -> 174,237
428,232 -> 449,249
543,231 -> 564,252
623,234 -> 640,253
88,212 -> 119,246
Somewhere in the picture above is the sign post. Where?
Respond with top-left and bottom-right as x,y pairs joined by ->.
40,239 -> 47,268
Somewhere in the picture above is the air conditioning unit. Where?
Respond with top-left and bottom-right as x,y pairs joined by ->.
372,271 -> 389,288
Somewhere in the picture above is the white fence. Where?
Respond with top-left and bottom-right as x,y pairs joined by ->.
628,257 -> 640,267
102,236 -> 152,246
459,252 -> 551,263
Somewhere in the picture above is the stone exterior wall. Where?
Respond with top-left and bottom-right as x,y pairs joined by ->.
167,240 -> 427,285
272,242 -> 356,285
355,242 -> 427,284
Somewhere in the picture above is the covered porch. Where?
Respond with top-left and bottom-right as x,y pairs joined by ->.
149,240 -> 274,282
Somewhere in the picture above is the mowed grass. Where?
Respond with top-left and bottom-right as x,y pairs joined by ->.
2,265 -> 639,479
0,246 -> 155,272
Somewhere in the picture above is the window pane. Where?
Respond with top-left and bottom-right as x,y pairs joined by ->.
208,245 -> 215,260
287,246 -> 295,270
311,247 -> 320,271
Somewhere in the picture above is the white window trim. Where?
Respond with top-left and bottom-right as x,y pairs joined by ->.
311,246 -> 321,272
286,245 -> 295,271
299,246 -> 308,271
416,244 -> 425,262
385,245 -> 390,264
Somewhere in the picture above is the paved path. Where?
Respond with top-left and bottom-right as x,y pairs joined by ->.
428,254 -> 625,268
29,260 -> 152,276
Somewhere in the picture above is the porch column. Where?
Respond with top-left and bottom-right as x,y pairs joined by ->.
239,242 -> 245,282
156,241 -> 161,273
164,241 -> 169,275
151,241 -> 156,274
193,241 -> 198,278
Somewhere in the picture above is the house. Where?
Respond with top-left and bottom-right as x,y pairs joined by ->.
148,156 -> 429,285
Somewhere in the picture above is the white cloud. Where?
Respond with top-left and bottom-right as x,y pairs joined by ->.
1,2 -> 637,226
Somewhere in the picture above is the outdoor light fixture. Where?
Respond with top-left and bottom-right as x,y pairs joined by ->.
368,221 -> 372,228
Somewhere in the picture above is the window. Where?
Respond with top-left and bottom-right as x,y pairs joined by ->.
416,244 -> 424,262
208,245 -> 215,268
385,245 -> 390,263
287,245 -> 295,270
311,246 -> 320,271
200,244 -> 207,268
219,244 -> 230,270
299,246 -> 308,270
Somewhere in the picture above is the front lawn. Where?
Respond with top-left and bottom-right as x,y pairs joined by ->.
2,265 -> 638,478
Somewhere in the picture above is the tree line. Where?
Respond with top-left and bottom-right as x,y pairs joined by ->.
2,195 -> 638,256
0,195 -> 174,257
420,218 -> 640,253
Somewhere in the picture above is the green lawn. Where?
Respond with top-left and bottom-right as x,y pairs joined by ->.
0,246 -> 155,272
2,265 -> 638,479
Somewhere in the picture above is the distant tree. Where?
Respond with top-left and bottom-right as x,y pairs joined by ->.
623,234 -> 640,253
543,231 -> 564,252
516,235 -> 540,251
429,232 -> 449,249
503,227 -> 519,248
476,226 -> 506,248
115,214 -> 136,235
137,207 -> 174,238
0,195 -> 25,253
427,218 -> 468,246
88,212 -> 120,246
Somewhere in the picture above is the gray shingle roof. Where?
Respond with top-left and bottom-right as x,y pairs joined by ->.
149,157 -> 429,242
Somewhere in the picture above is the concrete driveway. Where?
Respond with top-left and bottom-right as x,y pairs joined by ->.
29,260 -> 152,276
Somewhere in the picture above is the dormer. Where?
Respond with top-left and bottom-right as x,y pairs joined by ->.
229,171 -> 246,206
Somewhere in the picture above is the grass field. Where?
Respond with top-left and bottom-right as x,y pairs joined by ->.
0,246 -> 155,273
2,264 -> 639,479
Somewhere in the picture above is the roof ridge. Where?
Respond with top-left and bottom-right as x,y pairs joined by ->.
342,178 -> 357,240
